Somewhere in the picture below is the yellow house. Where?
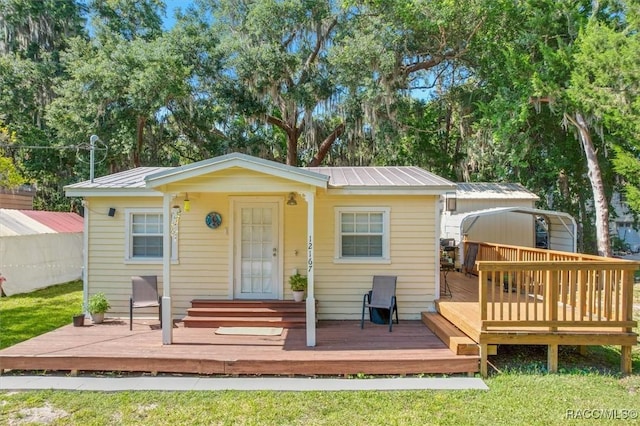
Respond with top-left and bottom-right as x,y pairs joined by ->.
65,153 -> 455,346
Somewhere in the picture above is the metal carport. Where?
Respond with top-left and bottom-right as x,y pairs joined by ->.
441,207 -> 577,262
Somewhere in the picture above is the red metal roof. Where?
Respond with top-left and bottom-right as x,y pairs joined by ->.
18,210 -> 84,233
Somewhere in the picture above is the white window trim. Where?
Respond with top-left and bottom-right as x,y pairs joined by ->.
334,206 -> 391,264
124,208 -> 178,264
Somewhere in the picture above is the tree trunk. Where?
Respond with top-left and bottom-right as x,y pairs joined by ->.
286,128 -> 298,166
308,123 -> 345,167
573,112 -> 611,257
135,115 -> 146,167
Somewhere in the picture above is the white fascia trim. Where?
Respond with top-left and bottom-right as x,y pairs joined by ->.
146,157 -> 329,189
65,189 -> 163,197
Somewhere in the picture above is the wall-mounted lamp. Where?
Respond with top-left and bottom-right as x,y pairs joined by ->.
446,192 -> 457,212
183,193 -> 191,212
287,192 -> 297,206
108,207 -> 116,217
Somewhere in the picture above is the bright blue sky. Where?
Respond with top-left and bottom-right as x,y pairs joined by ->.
163,0 -> 193,29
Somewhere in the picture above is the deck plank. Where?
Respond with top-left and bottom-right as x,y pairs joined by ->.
437,272 -> 637,345
0,320 -> 479,376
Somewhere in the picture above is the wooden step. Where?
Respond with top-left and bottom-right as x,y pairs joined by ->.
183,299 -> 309,329
190,300 -> 305,309
187,306 -> 306,317
182,316 -> 306,328
421,312 -> 479,356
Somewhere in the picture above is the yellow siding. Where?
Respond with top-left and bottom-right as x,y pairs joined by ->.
85,197 -> 163,317
86,190 -> 439,321
311,192 -> 437,320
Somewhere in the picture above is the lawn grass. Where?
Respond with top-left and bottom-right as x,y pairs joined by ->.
0,374 -> 638,425
0,280 -> 83,349
0,281 -> 638,425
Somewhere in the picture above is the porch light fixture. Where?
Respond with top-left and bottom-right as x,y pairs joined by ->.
107,207 -> 116,217
287,192 -> 297,206
446,192 -> 457,212
183,193 -> 191,212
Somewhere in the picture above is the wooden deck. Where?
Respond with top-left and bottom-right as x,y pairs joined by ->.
436,270 -> 638,376
0,319 -> 479,376
438,272 -> 638,342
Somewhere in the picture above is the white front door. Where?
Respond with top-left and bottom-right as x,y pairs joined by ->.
234,201 -> 280,299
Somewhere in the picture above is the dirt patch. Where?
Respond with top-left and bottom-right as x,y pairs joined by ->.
8,403 -> 68,425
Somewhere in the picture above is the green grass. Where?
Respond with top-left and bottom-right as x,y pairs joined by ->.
0,280 -> 83,349
0,374 -> 638,425
0,281 -> 638,425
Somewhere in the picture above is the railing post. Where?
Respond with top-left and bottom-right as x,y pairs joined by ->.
620,267 -> 634,375
621,268 -> 634,328
478,267 -> 488,330
545,268 -> 557,330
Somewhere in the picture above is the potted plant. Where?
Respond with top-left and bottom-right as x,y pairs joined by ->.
289,273 -> 307,302
72,311 -> 85,327
87,292 -> 111,324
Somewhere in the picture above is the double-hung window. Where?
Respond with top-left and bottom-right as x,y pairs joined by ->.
125,208 -> 177,262
335,207 -> 390,263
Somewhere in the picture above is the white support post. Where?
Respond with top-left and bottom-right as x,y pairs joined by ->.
302,191 -> 316,346
435,195 -> 443,298
162,194 -> 173,344
82,200 -> 89,317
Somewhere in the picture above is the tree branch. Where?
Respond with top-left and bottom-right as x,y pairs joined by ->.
305,18 -> 337,70
266,114 -> 290,132
402,16 -> 485,76
308,122 -> 345,166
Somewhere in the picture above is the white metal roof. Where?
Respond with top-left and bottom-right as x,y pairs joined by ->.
306,166 -> 454,190
65,167 -> 170,197
65,153 -> 454,196
456,183 -> 539,200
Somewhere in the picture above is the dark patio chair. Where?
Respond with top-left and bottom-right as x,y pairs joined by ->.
361,275 -> 398,332
130,275 -> 162,330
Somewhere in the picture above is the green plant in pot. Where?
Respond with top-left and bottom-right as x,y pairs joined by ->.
72,309 -> 85,327
87,292 -> 111,324
289,273 -> 307,302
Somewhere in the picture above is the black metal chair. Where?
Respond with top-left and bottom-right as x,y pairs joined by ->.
361,275 -> 398,332
130,275 -> 162,330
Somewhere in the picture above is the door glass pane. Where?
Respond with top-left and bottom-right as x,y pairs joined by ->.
262,208 -> 272,224
239,205 -> 277,296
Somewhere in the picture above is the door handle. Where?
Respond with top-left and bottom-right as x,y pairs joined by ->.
273,247 -> 277,257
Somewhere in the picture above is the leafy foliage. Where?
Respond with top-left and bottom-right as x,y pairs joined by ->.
0,0 -> 639,253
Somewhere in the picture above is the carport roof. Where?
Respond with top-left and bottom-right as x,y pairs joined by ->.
456,183 -> 539,200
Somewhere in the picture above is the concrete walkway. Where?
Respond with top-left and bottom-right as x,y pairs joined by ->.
0,376 -> 488,392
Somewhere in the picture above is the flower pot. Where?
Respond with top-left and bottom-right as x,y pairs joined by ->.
292,290 -> 305,302
90,312 -> 105,324
73,314 -> 85,327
